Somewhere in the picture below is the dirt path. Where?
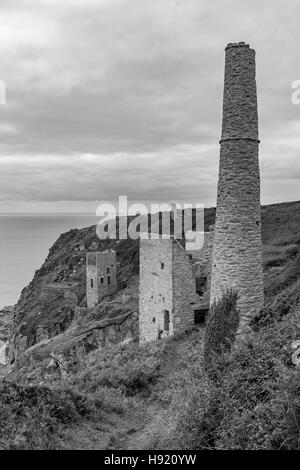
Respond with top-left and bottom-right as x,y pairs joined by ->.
57,328 -> 204,450
113,331 -> 200,450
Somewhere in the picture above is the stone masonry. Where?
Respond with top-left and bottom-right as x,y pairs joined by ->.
210,42 -> 264,335
139,233 -> 212,344
86,249 -> 117,308
172,240 -> 197,334
185,231 -> 212,279
139,238 -> 173,344
186,229 -> 214,313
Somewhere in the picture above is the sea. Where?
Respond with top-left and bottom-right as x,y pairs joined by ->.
0,214 -> 99,309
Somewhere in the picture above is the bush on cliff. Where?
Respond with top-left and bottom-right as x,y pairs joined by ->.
151,308 -> 300,450
66,339 -> 164,397
204,289 -> 239,377
0,381 -> 97,449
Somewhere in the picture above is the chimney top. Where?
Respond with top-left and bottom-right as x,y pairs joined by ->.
226,42 -> 250,50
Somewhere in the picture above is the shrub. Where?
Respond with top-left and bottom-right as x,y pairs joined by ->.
265,252 -> 300,297
254,278 -> 300,329
162,309 -> 300,450
263,244 -> 299,269
66,340 -> 164,396
0,381 -> 97,449
204,290 -> 239,377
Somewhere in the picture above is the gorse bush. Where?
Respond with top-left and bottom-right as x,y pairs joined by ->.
0,340 -> 166,449
211,312 -> 300,450
156,309 -> 300,450
268,279 -> 300,319
204,289 -> 239,377
0,381 -> 96,449
265,252 -> 300,297
253,243 -> 300,328
263,243 -> 299,269
66,339 -> 164,396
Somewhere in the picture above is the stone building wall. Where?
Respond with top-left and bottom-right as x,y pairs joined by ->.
97,250 -> 117,299
206,225 -> 215,301
185,231 -> 212,278
210,42 -> 264,335
139,238 -> 173,344
185,229 -> 214,313
86,253 -> 98,307
172,240 -> 196,333
86,250 -> 117,308
139,236 -> 205,344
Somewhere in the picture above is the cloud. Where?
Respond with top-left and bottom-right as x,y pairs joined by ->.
0,0 -> 300,211
0,143 -> 218,206
0,123 -> 17,135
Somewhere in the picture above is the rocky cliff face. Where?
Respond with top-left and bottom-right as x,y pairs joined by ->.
0,306 -> 13,367
0,306 -> 13,342
8,224 -> 139,364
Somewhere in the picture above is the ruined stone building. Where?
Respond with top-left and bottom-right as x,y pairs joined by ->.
86,249 -> 117,307
139,232 -> 212,344
210,42 -> 264,335
185,227 -> 214,318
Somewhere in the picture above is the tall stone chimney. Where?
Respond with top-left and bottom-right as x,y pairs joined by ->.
210,42 -> 263,335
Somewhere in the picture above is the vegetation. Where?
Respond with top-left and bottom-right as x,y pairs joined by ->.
0,340 -> 166,449
204,290 -> 239,378
134,309 -> 300,450
1,307 -> 300,450
253,240 -> 300,328
64,339 -> 165,397
0,381 -> 97,449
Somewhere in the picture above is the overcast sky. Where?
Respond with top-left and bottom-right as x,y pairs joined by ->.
0,0 -> 299,213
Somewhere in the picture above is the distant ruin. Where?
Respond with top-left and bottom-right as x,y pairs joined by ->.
210,42 -> 264,335
86,250 -> 117,307
139,232 -> 213,344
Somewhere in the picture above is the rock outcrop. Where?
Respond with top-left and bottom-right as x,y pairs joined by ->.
7,225 -> 139,363
8,308 -> 138,385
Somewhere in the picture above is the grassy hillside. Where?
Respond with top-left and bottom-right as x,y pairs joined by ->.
1,306 -> 299,450
1,200 -> 300,449
0,338 -> 167,449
